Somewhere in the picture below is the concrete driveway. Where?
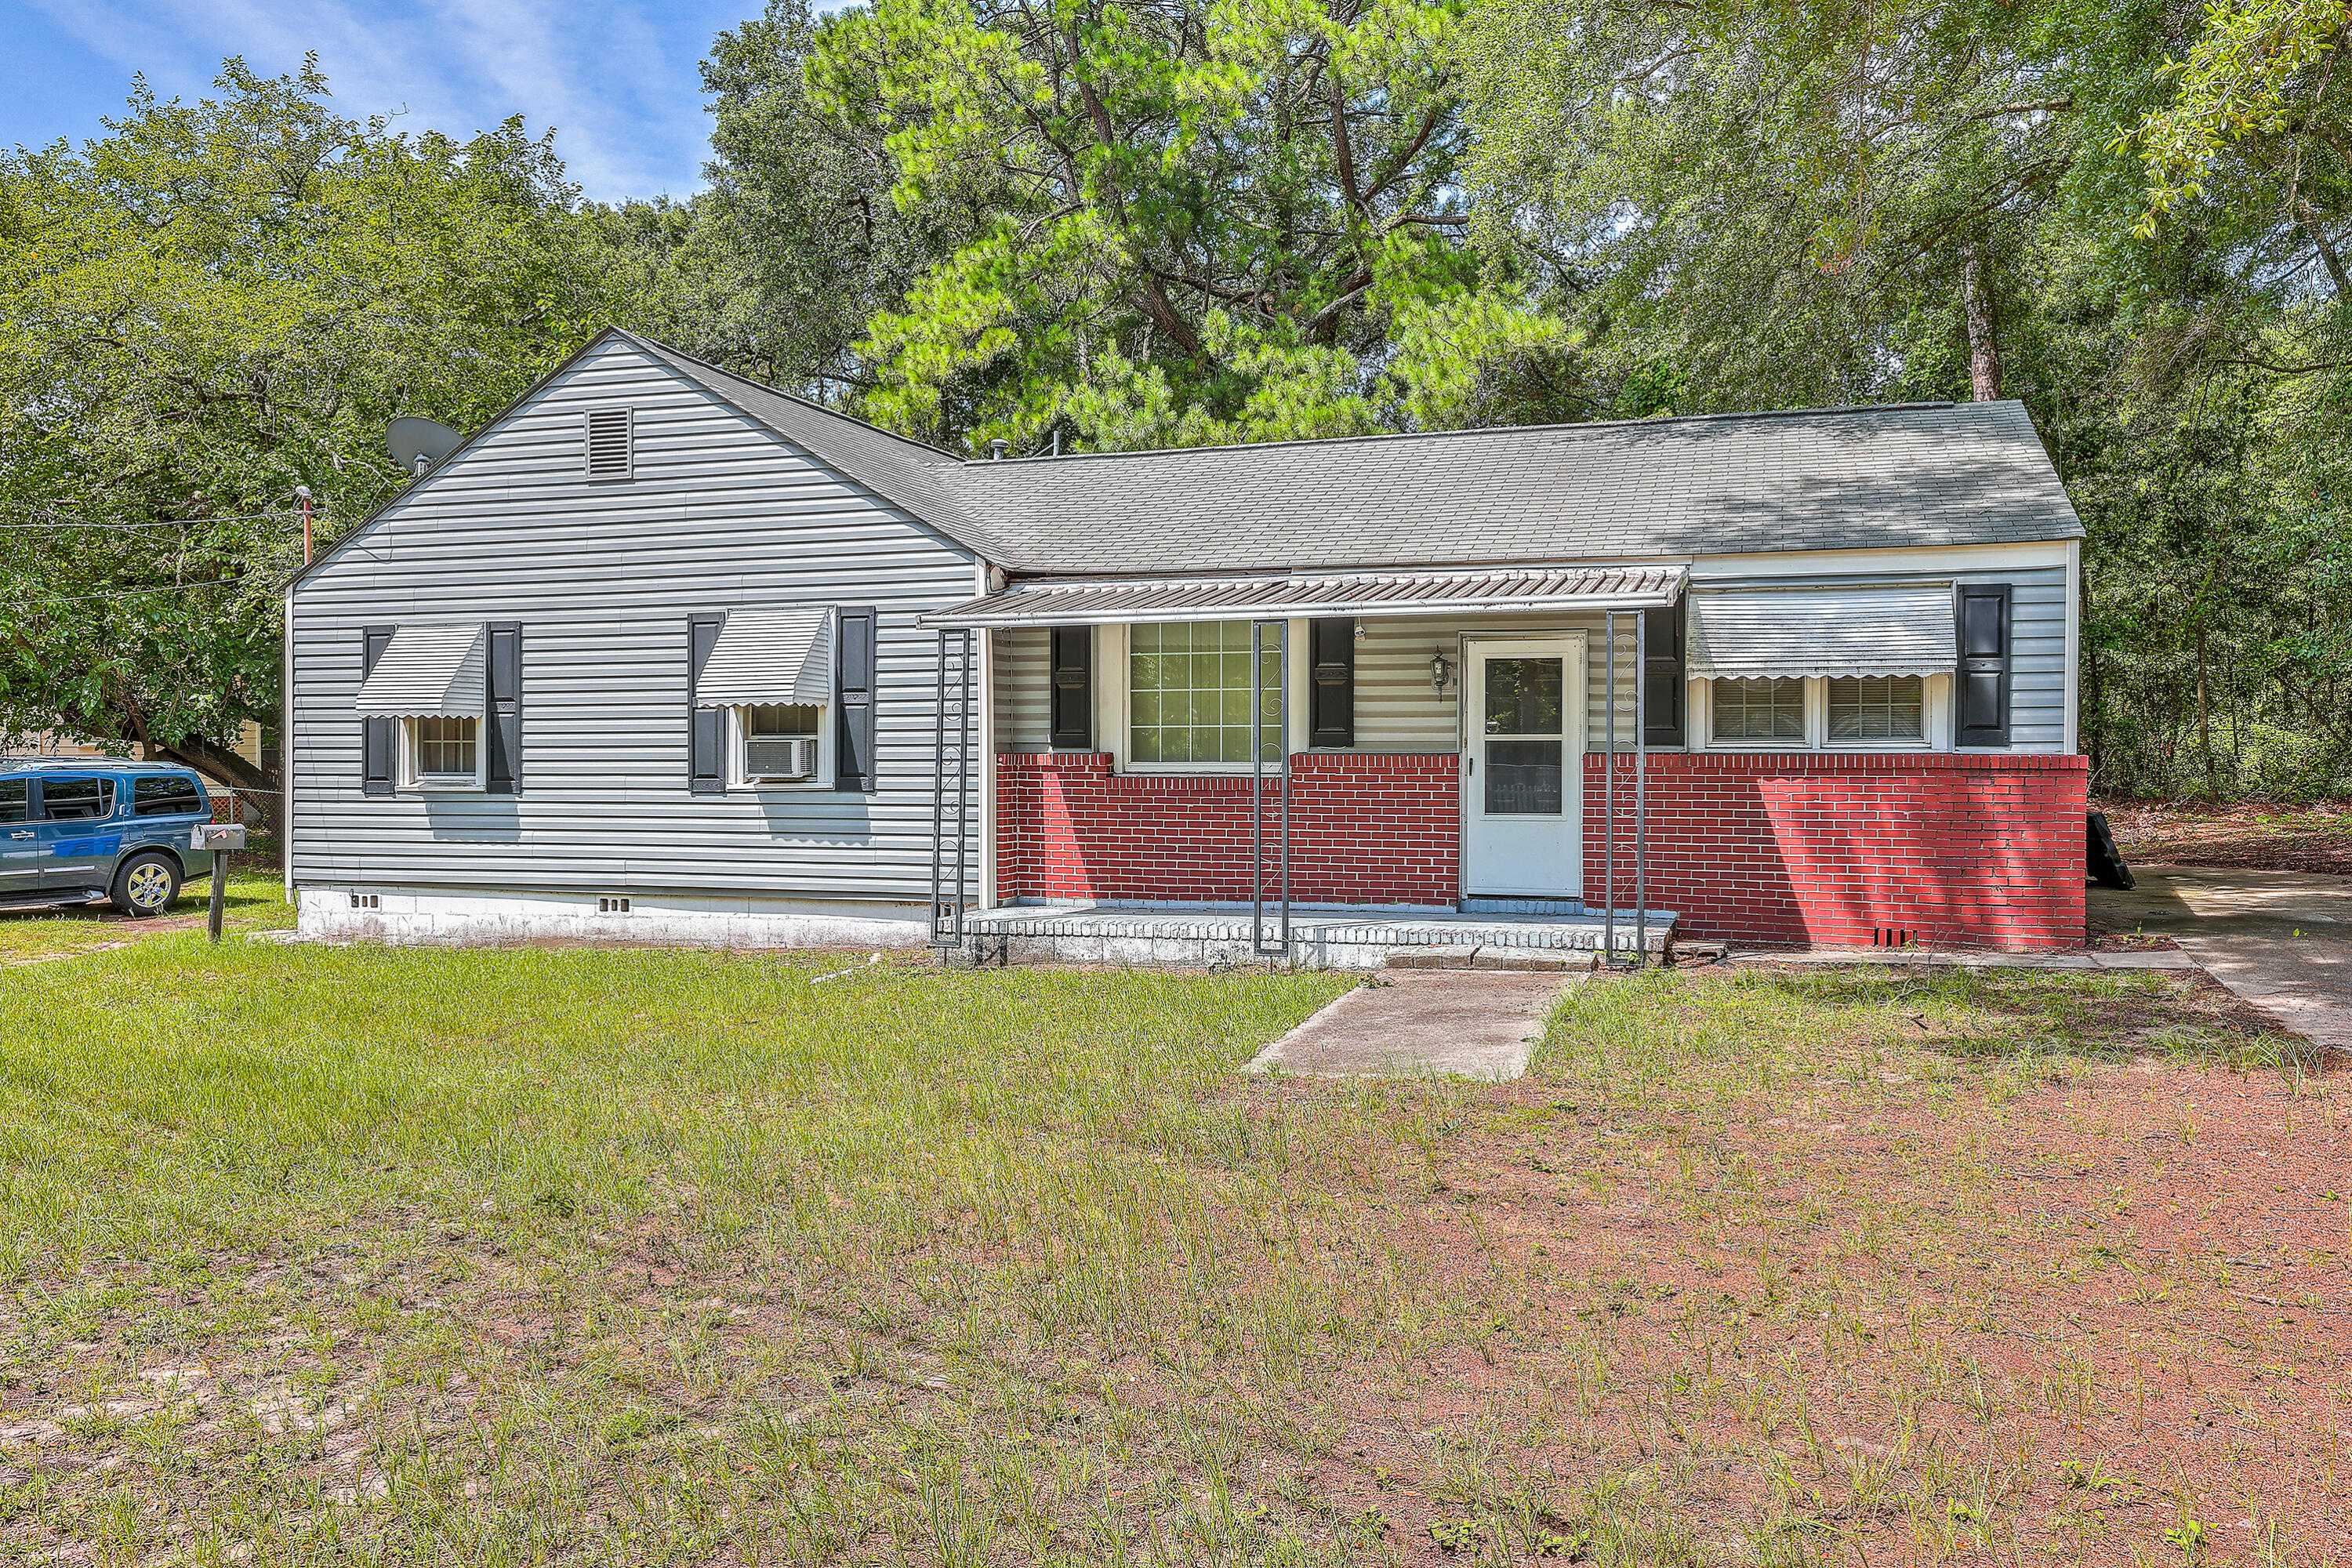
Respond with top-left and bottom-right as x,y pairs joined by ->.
2089,864 -> 2352,1048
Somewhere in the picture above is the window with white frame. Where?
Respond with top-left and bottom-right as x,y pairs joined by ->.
408,716 -> 481,784
739,702 -> 823,783
1128,621 -> 1281,764
1710,677 -> 1806,742
1828,676 -> 1925,742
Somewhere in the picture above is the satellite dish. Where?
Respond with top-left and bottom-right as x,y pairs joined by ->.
387,416 -> 463,477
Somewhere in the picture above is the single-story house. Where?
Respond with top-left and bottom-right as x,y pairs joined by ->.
284,327 -> 2086,960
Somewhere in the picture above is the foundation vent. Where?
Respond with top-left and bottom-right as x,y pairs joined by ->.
348,891 -> 380,910
1871,927 -> 1915,949
598,896 -> 632,914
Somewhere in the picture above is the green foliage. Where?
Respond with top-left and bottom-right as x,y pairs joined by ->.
1455,0 -> 2352,794
798,0 -> 1572,451
0,59 -> 641,786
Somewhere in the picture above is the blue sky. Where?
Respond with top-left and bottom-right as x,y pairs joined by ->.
4,0 -> 826,203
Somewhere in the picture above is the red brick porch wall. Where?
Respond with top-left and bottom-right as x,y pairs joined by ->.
1583,752 -> 2088,949
994,752 -> 1459,906
993,750 -> 2087,949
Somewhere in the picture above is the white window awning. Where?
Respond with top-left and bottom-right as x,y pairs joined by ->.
694,607 -> 833,707
354,625 -> 485,717
1687,587 -> 1955,679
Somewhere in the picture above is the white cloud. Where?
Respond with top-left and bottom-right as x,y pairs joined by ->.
24,0 -> 738,200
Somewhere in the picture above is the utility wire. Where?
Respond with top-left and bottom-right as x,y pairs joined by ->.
2,510 -> 290,532
15,579 -> 250,608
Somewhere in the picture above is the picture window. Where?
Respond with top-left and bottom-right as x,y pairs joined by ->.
1127,621 -> 1280,765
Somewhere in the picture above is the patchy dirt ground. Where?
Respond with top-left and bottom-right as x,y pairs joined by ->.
1,960 -> 2343,1566
2101,797 -> 2352,877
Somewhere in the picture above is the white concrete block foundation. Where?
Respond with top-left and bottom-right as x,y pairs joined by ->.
296,886 -> 931,949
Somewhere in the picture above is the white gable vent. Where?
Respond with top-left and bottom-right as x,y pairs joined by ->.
584,408 -> 633,480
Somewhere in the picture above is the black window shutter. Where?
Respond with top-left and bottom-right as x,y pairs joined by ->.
361,626 -> 395,796
1308,618 -> 1354,748
1048,626 -> 1094,750
836,606 -> 878,792
485,623 -> 523,794
688,614 -> 725,793
1642,602 -> 1686,747
1955,583 -> 2013,747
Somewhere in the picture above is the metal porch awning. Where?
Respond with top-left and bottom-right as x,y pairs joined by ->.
920,564 -> 1687,629
354,624 -> 485,717
694,607 -> 833,706
1686,586 -> 1955,679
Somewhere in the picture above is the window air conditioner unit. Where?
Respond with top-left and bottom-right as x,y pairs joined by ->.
745,735 -> 818,782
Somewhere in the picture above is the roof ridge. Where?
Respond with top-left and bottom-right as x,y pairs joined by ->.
950,399 -> 1980,469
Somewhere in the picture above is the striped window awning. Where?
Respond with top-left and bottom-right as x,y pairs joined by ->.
1686,587 -> 1955,679
921,564 -> 1686,628
694,607 -> 834,706
354,625 -> 485,717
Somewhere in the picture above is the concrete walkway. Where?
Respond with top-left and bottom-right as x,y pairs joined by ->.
2089,864 -> 2352,1049
1244,971 -> 1572,1080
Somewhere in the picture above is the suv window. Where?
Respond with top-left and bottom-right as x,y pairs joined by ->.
132,775 -> 205,817
0,779 -> 24,823
38,777 -> 116,821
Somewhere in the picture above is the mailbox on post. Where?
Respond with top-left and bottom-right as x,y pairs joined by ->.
192,822 -> 247,942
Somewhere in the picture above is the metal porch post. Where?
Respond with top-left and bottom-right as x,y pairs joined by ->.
1250,618 -> 1289,959
931,629 -> 947,952
953,628 -> 972,951
1602,613 -> 1617,964
1634,611 -> 1649,971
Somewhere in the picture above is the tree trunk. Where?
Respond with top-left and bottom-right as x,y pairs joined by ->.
1959,241 -> 2003,401
2195,622 -> 2216,799
154,735 -> 278,825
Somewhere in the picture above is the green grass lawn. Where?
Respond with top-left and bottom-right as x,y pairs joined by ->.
0,938 -> 2342,1566
0,865 -> 292,964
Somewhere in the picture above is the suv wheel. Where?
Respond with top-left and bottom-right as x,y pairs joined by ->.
111,851 -> 181,917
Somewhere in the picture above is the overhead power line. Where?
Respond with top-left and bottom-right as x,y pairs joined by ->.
16,579 -> 252,608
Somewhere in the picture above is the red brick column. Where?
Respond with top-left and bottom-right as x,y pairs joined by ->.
995,752 -> 1459,906
1585,752 -> 2086,949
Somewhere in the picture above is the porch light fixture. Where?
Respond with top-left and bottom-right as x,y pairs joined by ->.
1430,649 -> 1454,694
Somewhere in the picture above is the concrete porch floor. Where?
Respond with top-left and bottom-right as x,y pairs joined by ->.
959,901 -> 1676,970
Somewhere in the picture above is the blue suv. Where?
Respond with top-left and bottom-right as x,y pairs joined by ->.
0,759 -> 218,916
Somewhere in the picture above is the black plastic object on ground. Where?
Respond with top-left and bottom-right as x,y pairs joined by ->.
2086,811 -> 2135,890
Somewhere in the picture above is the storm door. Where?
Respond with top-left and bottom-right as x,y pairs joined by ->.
1462,638 -> 1584,898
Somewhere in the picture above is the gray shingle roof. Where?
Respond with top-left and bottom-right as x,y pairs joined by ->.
637,335 -> 2082,575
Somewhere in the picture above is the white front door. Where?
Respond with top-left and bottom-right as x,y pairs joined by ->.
1462,637 -> 1584,898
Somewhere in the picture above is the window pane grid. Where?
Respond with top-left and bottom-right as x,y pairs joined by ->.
1828,676 -> 1924,741
416,717 -> 477,776
1130,621 -> 1280,764
1711,677 -> 1805,740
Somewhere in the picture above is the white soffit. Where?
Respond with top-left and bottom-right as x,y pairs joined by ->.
1687,586 -> 1955,679
353,625 -> 486,717
921,564 -> 1687,628
695,607 -> 833,706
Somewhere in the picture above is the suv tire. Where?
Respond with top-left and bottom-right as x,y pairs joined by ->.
111,851 -> 181,917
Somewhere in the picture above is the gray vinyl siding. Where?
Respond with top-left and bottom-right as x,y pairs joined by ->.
992,627 -> 1051,750
1352,612 -> 1635,753
289,336 -> 978,902
1984,566 -> 2067,750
